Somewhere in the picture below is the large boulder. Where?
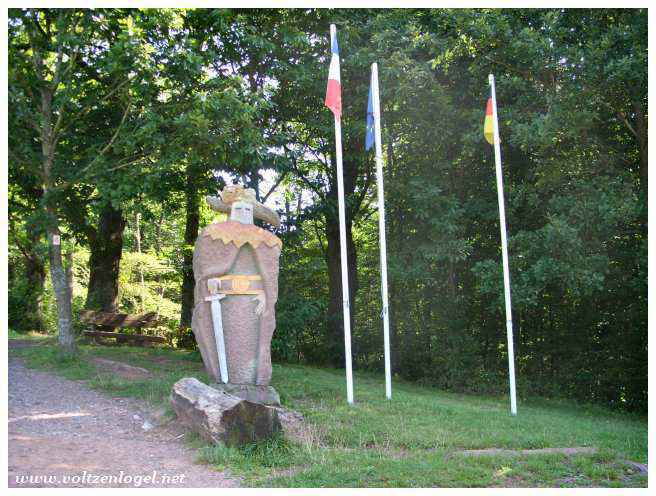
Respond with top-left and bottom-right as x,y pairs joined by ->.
170,377 -> 281,446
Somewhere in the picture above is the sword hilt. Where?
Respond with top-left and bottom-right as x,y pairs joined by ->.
205,293 -> 226,302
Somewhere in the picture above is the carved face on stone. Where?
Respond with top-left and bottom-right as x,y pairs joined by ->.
230,200 -> 254,225
206,184 -> 281,227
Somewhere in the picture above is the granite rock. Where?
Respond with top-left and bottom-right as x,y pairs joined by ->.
170,377 -> 281,447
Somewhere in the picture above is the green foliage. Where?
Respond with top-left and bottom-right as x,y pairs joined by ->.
36,247 -> 89,334
275,7 -> 647,412
7,253 -> 40,331
199,434 -> 297,476
274,228 -> 330,363
118,251 -> 179,318
172,327 -> 197,350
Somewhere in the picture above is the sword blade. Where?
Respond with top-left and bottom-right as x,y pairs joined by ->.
209,297 -> 229,383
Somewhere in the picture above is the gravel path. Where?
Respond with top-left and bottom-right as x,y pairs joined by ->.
8,352 -> 239,488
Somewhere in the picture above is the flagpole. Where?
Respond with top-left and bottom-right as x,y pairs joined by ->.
371,63 -> 392,400
489,73 -> 517,416
331,24 -> 354,405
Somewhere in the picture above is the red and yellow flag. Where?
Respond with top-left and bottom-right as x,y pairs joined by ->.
484,97 -> 494,145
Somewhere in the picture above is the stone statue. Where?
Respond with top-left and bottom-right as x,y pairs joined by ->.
192,184 -> 282,405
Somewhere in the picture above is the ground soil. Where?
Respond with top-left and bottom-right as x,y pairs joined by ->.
8,348 -> 239,488
90,357 -> 153,380
457,447 -> 598,457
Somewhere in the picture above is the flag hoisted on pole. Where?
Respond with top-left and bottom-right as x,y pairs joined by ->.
325,23 -> 354,405
485,74 -> 517,416
366,63 -> 392,400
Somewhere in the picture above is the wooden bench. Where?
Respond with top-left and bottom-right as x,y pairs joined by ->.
81,310 -> 167,346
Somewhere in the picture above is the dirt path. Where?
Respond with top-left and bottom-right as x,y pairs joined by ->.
8,353 -> 239,488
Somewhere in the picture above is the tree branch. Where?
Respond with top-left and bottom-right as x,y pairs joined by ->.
354,157 -> 375,216
262,171 -> 288,202
50,11 -> 66,90
105,153 -> 151,173
60,78 -> 131,135
78,97 -> 132,175
310,219 -> 328,258
54,98 -> 133,191
283,145 -> 325,198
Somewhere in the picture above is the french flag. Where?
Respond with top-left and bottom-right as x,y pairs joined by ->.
325,24 -> 341,120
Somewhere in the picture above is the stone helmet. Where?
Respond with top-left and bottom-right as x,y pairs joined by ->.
206,184 -> 281,228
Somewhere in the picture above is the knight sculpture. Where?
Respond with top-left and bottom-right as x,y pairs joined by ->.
192,184 -> 282,405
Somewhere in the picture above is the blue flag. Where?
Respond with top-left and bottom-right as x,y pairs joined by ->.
365,83 -> 374,151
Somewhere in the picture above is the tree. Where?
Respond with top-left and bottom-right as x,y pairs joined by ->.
137,9 -> 270,327
9,8 -> 151,353
247,9 -> 379,366
7,7 -> 646,412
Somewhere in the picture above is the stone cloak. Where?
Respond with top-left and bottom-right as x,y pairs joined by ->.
191,221 -> 281,387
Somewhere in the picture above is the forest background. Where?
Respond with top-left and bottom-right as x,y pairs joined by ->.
8,8 -> 647,412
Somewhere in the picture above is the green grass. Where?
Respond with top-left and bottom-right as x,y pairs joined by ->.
8,328 -> 54,341
9,336 -> 647,488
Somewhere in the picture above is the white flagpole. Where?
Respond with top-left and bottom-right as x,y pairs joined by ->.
371,63 -> 392,400
489,74 -> 517,416
331,24 -> 354,405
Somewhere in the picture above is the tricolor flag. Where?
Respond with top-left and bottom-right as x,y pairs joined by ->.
484,97 -> 494,145
365,82 -> 374,151
486,74 -> 517,415
325,27 -> 342,119
325,24 -> 354,404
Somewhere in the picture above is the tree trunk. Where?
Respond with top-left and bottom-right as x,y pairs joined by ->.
85,203 -> 126,312
65,249 -> 74,297
135,212 -> 145,313
285,196 -> 291,232
154,210 -> 165,318
180,163 -> 200,328
31,13 -> 75,355
324,211 -> 358,368
323,142 -> 362,368
48,225 -> 76,355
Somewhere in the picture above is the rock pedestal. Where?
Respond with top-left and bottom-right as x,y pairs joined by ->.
170,377 -> 281,447
210,382 -> 280,406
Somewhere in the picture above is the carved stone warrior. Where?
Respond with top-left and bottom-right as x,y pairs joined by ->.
192,185 -> 282,405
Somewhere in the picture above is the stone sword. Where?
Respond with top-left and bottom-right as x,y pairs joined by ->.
205,279 -> 229,384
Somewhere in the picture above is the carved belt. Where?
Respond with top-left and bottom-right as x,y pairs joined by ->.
212,275 -> 264,295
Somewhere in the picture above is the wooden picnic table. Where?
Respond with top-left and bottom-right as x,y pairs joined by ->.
80,310 -> 167,346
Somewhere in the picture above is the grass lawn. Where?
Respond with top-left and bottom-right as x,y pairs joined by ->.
9,335 -> 647,488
